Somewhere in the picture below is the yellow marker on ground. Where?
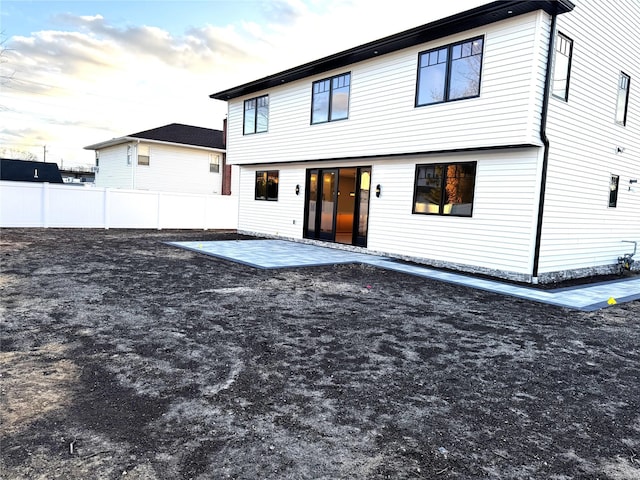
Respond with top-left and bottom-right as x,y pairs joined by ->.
607,297 -> 617,305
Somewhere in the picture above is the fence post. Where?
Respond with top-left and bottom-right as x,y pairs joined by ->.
203,195 -> 208,230
104,188 -> 110,229
42,182 -> 50,228
157,191 -> 162,230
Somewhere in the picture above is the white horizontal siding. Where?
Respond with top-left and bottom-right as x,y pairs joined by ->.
94,145 -> 132,189
226,11 -> 550,166
134,143 -> 222,195
539,0 -> 640,274
236,148 -> 542,278
237,166 -> 306,239
368,149 -> 541,275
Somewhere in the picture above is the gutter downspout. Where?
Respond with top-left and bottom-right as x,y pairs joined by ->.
531,12 -> 558,282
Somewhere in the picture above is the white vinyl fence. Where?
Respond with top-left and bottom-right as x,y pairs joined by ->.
0,181 -> 238,230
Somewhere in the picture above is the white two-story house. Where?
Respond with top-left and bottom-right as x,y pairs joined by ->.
210,0 -> 639,284
85,123 -> 230,195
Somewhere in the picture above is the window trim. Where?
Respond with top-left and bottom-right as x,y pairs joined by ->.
243,94 -> 269,135
311,72 -> 351,124
552,31 -> 573,102
255,170 -> 279,201
412,161 -> 477,217
415,36 -> 484,107
615,72 -> 631,126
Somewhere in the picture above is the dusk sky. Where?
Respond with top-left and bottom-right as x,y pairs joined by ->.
1,0 -> 485,167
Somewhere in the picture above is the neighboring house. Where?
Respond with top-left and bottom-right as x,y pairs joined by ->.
0,159 -> 63,183
84,123 -> 229,195
210,0 -> 639,283
60,167 -> 95,185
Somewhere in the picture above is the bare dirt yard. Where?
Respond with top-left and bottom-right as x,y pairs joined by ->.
1,228 -> 639,480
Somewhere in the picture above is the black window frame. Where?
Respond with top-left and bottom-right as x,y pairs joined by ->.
412,161 -> 477,217
255,170 -> 279,201
552,32 -> 573,102
415,36 -> 484,107
243,94 -> 269,135
615,72 -> 631,126
311,72 -> 351,124
609,174 -> 620,208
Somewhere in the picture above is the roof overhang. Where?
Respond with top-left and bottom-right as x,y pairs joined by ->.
84,137 -> 225,153
210,0 -> 574,101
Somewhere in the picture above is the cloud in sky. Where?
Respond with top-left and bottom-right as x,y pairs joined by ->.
1,0 -> 485,167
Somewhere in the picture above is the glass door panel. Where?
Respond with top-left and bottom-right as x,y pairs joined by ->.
336,168 -> 356,245
355,167 -> 371,246
305,170 -> 318,238
319,170 -> 337,240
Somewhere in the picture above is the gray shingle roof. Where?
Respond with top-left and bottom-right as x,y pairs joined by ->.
129,123 -> 224,149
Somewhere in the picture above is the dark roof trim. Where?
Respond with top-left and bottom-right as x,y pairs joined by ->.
210,0 -> 574,101
230,143 -> 541,167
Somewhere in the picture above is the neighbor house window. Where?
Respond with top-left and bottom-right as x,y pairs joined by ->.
138,145 -> 150,166
552,33 -> 573,101
311,72 -> 350,124
413,162 -> 477,216
244,95 -> 269,134
209,154 -> 220,173
609,174 -> 620,207
416,37 -> 483,106
615,73 -> 630,126
255,170 -> 279,200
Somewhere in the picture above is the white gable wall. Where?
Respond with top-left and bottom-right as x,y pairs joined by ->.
94,144 -> 133,189
134,143 -> 222,195
539,0 -> 640,279
95,142 -> 223,195
226,11 -> 552,166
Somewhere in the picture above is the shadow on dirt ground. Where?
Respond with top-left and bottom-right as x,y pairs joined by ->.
1,229 -> 639,480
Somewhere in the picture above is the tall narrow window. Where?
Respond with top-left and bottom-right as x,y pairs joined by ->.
255,171 -> 279,201
416,37 -> 483,106
615,73 -> 630,126
137,145 -> 150,166
244,95 -> 269,135
609,175 -> 620,207
311,73 -> 351,124
413,162 -> 477,216
552,33 -> 573,101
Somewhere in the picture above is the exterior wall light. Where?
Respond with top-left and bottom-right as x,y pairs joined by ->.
295,184 -> 300,195
375,184 -> 381,198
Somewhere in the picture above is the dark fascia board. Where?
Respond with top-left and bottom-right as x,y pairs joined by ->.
210,0 -> 574,101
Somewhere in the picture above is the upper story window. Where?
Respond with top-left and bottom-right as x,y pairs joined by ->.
552,32 -> 573,101
615,72 -> 630,126
311,72 -> 350,124
255,170 -> 279,201
413,162 -> 477,216
138,145 -> 150,166
244,95 -> 269,135
416,37 -> 483,106
209,154 -> 220,173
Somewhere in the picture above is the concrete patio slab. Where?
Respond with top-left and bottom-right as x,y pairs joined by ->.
169,239 -> 640,311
